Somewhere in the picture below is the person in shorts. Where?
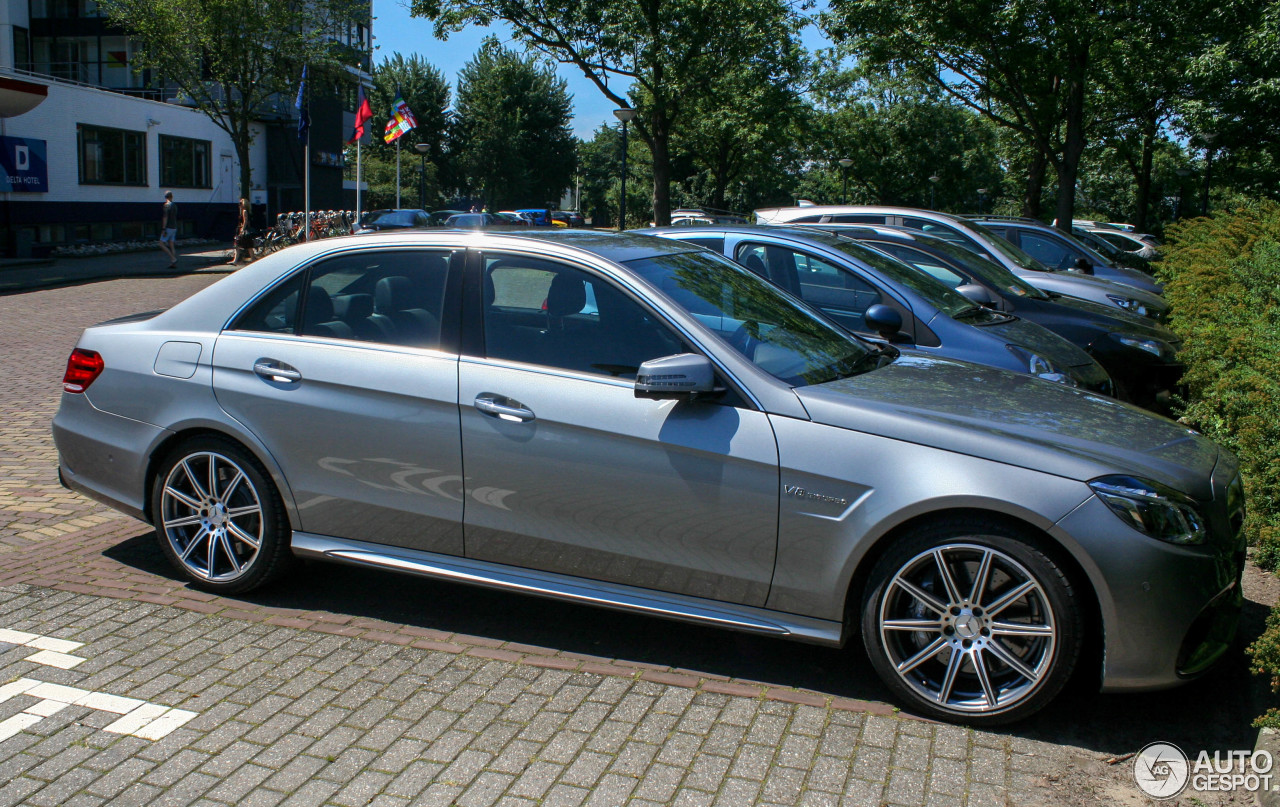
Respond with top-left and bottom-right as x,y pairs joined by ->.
159,191 -> 178,268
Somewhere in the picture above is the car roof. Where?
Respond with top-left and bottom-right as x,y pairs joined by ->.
753,205 -> 969,224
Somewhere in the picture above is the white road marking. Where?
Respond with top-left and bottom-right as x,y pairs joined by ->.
0,627 -> 87,669
0,629 -> 202,743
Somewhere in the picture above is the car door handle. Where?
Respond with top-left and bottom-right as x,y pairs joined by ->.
253,360 -> 302,383
474,395 -> 535,422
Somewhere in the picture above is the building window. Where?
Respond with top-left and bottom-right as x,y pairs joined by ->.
13,28 -> 30,71
77,124 -> 146,186
160,135 -> 212,189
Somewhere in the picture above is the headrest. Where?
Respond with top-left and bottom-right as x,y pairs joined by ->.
305,285 -> 333,323
342,293 -> 374,319
546,272 -> 586,317
375,276 -> 411,314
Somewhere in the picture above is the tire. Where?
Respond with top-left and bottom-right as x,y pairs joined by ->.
151,436 -> 292,594
860,519 -> 1082,725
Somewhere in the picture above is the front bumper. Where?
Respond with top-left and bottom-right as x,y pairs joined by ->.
1055,494 -> 1245,691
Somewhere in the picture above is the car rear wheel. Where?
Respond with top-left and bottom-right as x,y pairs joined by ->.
151,437 -> 291,594
861,521 -> 1082,724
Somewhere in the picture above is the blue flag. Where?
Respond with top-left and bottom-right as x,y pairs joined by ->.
295,65 -> 309,142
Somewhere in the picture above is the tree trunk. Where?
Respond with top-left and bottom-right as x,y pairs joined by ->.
1133,120 -> 1155,232
650,128 -> 671,227
235,124 -> 252,204
1023,151 -> 1047,219
1053,46 -> 1089,233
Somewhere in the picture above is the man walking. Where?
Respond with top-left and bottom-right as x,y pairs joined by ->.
159,191 -> 178,268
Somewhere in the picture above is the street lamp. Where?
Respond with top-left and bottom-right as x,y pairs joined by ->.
614,108 -> 637,230
976,187 -> 989,215
413,142 -> 430,210
838,158 -> 853,204
928,174 -> 941,210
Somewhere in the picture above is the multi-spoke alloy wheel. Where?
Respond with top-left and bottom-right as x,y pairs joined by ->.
862,525 -> 1081,724
152,438 -> 291,593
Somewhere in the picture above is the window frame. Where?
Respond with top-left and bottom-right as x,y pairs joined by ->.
77,123 -> 147,186
159,134 -> 212,189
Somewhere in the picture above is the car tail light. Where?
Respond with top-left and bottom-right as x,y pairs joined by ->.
63,348 -> 104,393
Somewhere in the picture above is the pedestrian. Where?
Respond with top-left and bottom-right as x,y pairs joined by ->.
228,198 -> 250,266
159,191 -> 178,268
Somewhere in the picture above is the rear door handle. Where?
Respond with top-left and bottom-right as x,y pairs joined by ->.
253,360 -> 302,383
474,395 -> 535,422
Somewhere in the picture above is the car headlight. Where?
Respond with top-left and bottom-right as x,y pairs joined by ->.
1089,475 -> 1207,545
1006,345 -> 1077,386
1108,333 -> 1176,360
1106,294 -> 1150,317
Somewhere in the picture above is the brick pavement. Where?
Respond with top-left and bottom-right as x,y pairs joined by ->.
0,270 -> 1269,806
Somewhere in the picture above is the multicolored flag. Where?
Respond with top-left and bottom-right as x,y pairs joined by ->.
348,84 -> 373,143
295,65 -> 309,142
383,91 -> 417,144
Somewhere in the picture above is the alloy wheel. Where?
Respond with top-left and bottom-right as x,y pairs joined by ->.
160,451 -> 263,583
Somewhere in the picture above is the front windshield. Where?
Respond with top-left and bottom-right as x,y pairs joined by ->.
909,237 -> 1048,300
363,211 -> 415,227
971,224 -> 1056,273
625,250 -> 879,387
821,237 -> 977,318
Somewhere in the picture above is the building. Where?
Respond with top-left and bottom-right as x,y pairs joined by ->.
0,0 -> 371,256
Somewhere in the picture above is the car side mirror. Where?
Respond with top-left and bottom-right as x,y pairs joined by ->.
864,304 -> 904,340
955,283 -> 996,307
635,353 -> 718,399
1074,257 -> 1094,273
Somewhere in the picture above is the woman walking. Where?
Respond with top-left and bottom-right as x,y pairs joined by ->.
228,198 -> 251,266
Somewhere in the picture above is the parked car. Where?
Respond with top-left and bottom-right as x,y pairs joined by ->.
1081,227 -> 1160,261
445,213 -> 503,229
495,211 -> 530,226
968,217 -> 1162,296
429,209 -> 465,226
53,229 -> 1243,724
515,208 -> 554,226
754,205 -> 1168,319
1070,228 -> 1155,272
805,224 -> 1184,410
641,225 -> 1113,393
354,209 -> 432,233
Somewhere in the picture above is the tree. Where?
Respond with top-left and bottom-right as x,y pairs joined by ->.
578,125 -> 652,227
414,0 -> 806,225
448,43 -> 575,209
368,54 -> 451,174
99,0 -> 363,199
822,0 -> 1212,229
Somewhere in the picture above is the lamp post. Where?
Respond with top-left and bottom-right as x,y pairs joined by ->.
976,187 -> 989,215
1175,167 -> 1192,220
414,142 -> 429,210
838,158 -> 853,204
613,108 -> 637,230
928,174 -> 941,210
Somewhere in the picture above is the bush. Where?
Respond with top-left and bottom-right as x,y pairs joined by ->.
1158,201 -> 1280,726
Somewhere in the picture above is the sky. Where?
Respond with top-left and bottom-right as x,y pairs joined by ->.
370,0 -> 833,139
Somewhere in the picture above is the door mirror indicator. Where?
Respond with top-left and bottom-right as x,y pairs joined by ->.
635,353 -> 718,399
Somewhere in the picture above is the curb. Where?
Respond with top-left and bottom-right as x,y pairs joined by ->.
1256,727 -> 1280,807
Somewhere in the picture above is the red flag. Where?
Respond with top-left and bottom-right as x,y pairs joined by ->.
348,85 -> 373,144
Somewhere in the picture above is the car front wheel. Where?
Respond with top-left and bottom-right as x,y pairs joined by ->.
861,522 -> 1082,724
151,437 -> 291,594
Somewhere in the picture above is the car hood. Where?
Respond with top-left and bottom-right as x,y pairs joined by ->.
982,315 -> 1096,368
1096,263 -> 1164,295
1026,270 -> 1167,310
794,353 -> 1217,499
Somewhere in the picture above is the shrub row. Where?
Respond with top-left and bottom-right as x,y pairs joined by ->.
1157,200 -> 1280,726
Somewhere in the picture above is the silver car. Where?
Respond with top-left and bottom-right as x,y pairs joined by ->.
53,230 -> 1243,724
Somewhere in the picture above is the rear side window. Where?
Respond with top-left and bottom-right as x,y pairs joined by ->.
232,272 -> 305,334
901,217 -> 970,247
825,214 -> 886,224
679,236 -> 725,253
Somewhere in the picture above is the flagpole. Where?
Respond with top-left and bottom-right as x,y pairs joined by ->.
356,140 -> 362,225
303,68 -> 311,242
395,138 -> 401,208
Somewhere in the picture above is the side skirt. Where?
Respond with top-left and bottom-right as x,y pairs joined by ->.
291,532 -> 844,647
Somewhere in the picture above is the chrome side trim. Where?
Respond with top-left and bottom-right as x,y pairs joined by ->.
291,532 -> 843,646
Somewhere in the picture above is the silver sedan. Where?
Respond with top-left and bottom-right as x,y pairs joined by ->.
53,230 -> 1244,724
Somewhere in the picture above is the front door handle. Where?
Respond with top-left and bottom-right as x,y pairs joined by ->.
474,395 -> 535,422
253,360 -> 302,383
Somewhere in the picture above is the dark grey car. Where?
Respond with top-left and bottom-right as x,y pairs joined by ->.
53,230 -> 1243,724
642,225 -> 1113,394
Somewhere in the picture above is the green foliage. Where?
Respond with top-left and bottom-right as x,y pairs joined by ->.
368,54 -> 451,170
577,125 -> 652,228
449,43 -> 575,210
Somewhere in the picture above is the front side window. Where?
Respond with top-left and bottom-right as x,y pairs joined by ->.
160,135 -> 211,189
482,255 -> 685,378
900,217 -> 970,247
626,250 -> 878,387
78,124 -> 145,186
737,242 -> 883,334
1017,231 -> 1077,270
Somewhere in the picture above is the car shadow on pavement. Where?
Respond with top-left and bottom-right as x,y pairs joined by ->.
105,528 -> 1273,754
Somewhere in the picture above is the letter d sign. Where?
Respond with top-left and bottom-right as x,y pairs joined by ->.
14,145 -> 29,171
